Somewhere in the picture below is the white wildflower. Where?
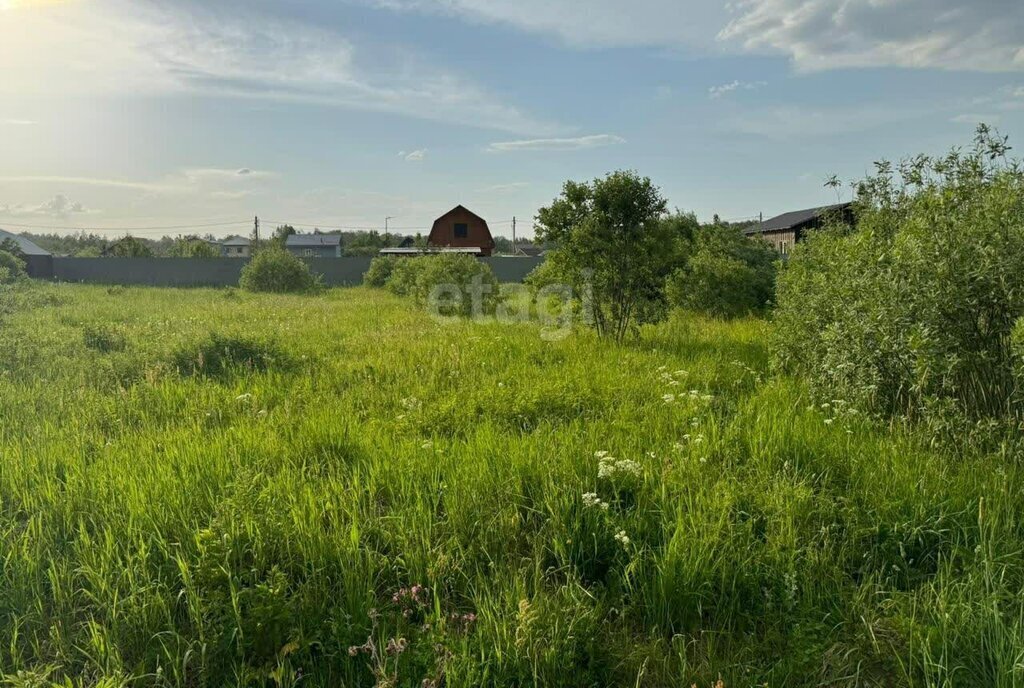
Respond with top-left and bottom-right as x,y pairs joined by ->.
662,394 -> 676,403
614,530 -> 631,548
598,455 -> 642,480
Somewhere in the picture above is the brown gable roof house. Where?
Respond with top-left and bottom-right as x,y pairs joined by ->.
428,205 -> 495,257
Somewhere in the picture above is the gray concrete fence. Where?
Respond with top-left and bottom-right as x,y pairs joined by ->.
41,256 -> 544,287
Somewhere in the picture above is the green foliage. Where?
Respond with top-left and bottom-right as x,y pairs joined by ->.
272,224 -> 297,249
535,172 -> 687,340
363,255 -> 399,288
0,249 -> 27,284
168,237 -> 221,258
239,248 -> 320,294
82,323 -> 127,353
773,126 -> 1024,428
1012,318 -> 1024,409
385,256 -> 424,297
666,225 -> 777,318
0,284 -> 1021,687
171,332 -> 290,378
382,254 -> 501,317
106,236 -> 154,258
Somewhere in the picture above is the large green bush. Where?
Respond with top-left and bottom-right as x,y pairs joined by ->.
414,254 -> 501,317
665,225 -> 777,318
382,254 -> 501,317
0,250 -> 26,285
772,127 -> 1024,426
363,255 -> 399,288
239,248 -> 320,294
385,257 -> 425,297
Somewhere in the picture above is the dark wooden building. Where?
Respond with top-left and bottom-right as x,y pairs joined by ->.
744,203 -> 853,256
428,205 -> 495,256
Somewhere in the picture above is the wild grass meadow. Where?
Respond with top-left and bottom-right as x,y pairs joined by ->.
1,283 -> 1022,686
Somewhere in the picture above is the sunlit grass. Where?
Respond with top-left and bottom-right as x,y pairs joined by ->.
0,283 -> 1021,687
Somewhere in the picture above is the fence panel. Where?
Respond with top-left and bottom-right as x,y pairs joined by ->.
48,256 -> 544,286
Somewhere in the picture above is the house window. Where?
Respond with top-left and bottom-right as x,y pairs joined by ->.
454,223 -> 469,239
303,249 -> 314,257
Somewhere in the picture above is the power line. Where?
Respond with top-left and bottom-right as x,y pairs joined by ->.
263,219 -> 431,231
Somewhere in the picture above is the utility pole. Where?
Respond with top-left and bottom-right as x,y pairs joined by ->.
254,216 -> 260,246
512,216 -> 517,255
385,216 -> 395,246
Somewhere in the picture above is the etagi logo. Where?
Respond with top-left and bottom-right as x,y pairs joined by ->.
426,273 -> 594,341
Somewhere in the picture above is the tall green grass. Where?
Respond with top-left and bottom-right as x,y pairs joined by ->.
0,283 -> 1021,687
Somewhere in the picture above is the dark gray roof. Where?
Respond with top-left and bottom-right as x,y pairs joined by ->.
221,235 -> 250,246
0,229 -> 51,256
744,203 -> 851,235
286,233 -> 342,247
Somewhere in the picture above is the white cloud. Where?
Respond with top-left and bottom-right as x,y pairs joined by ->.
477,182 -> 531,193
366,0 -> 726,49
369,0 -> 1023,73
720,0 -> 1024,73
401,149 -> 427,161
181,168 -> 276,183
0,0 -> 560,135
951,113 -> 1002,125
34,194 -> 88,217
487,134 -> 626,153
723,104 -> 924,139
709,80 -> 766,99
0,167 -> 276,198
1,119 -> 35,126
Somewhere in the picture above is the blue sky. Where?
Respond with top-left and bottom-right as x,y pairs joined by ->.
1,0 -> 1023,239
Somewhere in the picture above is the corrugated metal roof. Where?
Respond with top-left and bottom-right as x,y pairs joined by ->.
379,247 -> 485,255
286,233 -> 342,247
744,203 -> 851,235
220,235 -> 250,246
0,229 -> 51,256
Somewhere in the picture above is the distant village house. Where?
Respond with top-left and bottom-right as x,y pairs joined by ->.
286,233 -> 342,258
744,203 -> 853,256
217,236 -> 251,258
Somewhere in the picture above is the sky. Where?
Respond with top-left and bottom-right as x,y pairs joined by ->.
1,0 -> 1023,240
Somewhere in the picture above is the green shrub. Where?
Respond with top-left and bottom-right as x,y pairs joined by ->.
772,126 -> 1024,425
171,333 -> 290,378
666,226 -> 777,318
384,257 -> 426,297
364,255 -> 399,288
1013,318 -> 1024,408
239,248 -> 319,294
82,324 -> 127,353
383,254 -> 501,317
411,253 -> 501,317
0,250 -> 26,284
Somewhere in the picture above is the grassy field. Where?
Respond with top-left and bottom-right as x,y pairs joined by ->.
1,283 -> 1022,687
